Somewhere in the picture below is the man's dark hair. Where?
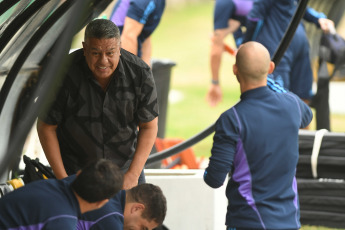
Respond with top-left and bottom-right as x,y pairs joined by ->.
127,183 -> 167,225
84,19 -> 120,40
71,159 -> 123,203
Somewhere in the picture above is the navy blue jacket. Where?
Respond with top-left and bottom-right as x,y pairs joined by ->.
204,86 -> 312,229
78,190 -> 126,230
0,179 -> 80,229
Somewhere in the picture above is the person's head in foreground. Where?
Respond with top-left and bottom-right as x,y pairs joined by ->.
72,159 -> 124,212
124,183 -> 167,230
233,41 -> 275,93
82,19 -> 121,83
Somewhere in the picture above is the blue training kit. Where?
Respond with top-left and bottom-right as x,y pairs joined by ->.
63,175 -> 126,230
0,179 -> 80,230
110,0 -> 165,57
204,86 -> 313,229
78,190 -> 126,230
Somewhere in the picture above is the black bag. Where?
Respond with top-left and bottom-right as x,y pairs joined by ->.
319,32 -> 345,78
22,155 -> 55,184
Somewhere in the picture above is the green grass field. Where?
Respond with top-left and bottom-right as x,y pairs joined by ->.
151,1 -> 345,158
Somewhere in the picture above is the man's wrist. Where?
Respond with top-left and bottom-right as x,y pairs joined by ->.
211,79 -> 219,85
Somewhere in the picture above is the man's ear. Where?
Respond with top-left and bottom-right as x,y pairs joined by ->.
131,203 -> 145,214
268,61 -> 275,74
233,64 -> 238,76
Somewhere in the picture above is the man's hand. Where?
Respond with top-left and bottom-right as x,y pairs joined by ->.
319,18 -> 335,34
206,84 -> 223,107
122,171 -> 139,190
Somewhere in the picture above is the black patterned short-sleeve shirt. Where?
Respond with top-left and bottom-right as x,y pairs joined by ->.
40,48 -> 158,174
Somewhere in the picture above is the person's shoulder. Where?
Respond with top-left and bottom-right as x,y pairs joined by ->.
63,49 -> 86,80
68,48 -> 84,62
275,91 -> 306,110
218,104 -> 238,121
120,48 -> 150,70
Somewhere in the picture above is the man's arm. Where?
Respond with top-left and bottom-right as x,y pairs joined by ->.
204,112 -> 237,188
207,27 -> 235,107
297,97 -> 313,129
304,7 -> 335,33
37,119 -> 68,179
121,17 -> 144,56
207,0 -> 241,107
141,36 -> 152,66
123,117 -> 158,190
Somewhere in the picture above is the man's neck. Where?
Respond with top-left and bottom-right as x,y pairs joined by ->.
96,77 -> 112,92
240,78 -> 267,94
74,191 -> 96,214
240,83 -> 266,94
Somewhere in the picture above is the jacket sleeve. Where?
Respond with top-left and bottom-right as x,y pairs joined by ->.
289,92 -> 313,128
303,6 -> 326,27
204,110 -> 238,188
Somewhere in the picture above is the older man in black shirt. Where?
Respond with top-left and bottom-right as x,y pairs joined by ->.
37,19 -> 158,190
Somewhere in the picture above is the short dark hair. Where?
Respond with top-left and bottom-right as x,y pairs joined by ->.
71,159 -> 123,203
84,19 -> 120,40
127,183 -> 167,225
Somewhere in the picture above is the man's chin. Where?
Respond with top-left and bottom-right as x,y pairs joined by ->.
94,73 -> 112,80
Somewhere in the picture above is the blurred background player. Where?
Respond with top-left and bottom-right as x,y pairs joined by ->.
207,0 -> 335,106
110,0 -> 166,65
244,0 -> 335,104
207,0 -> 253,107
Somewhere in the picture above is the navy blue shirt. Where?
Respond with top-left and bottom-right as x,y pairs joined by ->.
78,190 -> 126,230
204,87 -> 313,229
110,0 -> 165,57
0,179 -> 80,229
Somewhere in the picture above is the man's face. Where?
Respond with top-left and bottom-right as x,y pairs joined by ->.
82,37 -> 120,81
124,209 -> 158,230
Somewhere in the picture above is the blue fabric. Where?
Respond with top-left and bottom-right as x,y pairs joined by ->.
266,76 -> 287,93
244,0 -> 327,100
272,24 -> 314,99
0,178 -> 80,230
244,0 -> 295,55
78,190 -> 126,230
304,6 -> 326,26
214,0 -> 253,30
110,0 -> 165,57
213,0 -> 325,95
204,86 -> 313,229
